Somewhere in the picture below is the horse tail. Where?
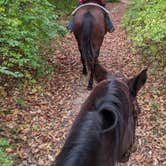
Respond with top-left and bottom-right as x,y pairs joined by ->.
81,11 -> 95,67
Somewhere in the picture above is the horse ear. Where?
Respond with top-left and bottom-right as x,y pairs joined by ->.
128,68 -> 148,97
99,108 -> 118,133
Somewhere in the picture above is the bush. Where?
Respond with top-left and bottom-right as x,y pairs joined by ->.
123,0 -> 166,66
0,138 -> 13,166
48,0 -> 118,17
0,0 -> 66,79
48,0 -> 77,16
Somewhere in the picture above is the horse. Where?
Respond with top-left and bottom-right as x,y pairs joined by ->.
53,68 -> 147,166
94,60 -> 146,114
73,1 -> 108,90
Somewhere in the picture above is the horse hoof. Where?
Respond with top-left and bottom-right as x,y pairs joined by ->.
83,69 -> 87,75
131,143 -> 137,153
87,86 -> 92,90
109,27 -> 115,33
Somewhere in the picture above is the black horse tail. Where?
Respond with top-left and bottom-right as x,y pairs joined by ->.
81,12 -> 95,68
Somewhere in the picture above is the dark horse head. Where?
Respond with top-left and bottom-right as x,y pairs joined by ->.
53,69 -> 147,166
73,2 -> 108,90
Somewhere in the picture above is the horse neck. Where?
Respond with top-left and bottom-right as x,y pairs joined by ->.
55,112 -> 102,166
81,81 -> 125,165
94,60 -> 109,83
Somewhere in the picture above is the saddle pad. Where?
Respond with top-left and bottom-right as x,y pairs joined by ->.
71,2 -> 110,15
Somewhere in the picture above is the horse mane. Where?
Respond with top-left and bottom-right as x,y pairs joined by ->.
94,79 -> 128,164
55,112 -> 102,166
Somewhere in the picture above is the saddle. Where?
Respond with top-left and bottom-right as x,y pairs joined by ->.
71,2 -> 110,16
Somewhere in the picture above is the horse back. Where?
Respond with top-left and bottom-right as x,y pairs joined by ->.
73,6 -> 107,42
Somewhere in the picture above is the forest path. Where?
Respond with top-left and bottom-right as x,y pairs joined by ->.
1,1 -> 165,166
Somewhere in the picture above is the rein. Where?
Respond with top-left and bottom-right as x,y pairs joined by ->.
71,2 -> 110,15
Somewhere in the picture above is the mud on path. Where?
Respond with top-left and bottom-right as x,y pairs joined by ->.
0,1 -> 165,166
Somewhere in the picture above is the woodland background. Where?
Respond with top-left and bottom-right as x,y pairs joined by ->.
0,0 -> 165,165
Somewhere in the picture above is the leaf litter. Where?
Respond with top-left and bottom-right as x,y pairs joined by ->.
0,1 -> 165,166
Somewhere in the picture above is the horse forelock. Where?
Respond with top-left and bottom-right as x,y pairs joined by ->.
93,79 -> 130,110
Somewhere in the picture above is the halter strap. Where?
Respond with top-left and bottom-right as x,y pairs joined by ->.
71,2 -> 110,15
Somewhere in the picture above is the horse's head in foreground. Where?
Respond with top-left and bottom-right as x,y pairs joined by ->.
54,69 -> 147,166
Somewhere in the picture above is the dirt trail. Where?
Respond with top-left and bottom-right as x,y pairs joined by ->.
1,1 -> 165,166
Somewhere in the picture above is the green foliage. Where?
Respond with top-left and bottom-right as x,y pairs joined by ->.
0,138 -> 13,166
123,0 -> 166,66
48,0 -> 118,17
0,0 -> 66,79
0,139 -> 9,148
48,0 -> 77,16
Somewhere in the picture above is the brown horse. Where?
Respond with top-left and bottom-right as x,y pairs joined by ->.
94,60 -> 147,115
54,68 -> 147,166
73,1 -> 107,90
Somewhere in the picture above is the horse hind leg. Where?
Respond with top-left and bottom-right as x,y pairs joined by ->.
87,63 -> 95,90
80,51 -> 87,75
87,52 -> 98,90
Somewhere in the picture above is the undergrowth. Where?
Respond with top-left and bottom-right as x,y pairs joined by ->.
0,0 -> 66,81
123,0 -> 166,68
